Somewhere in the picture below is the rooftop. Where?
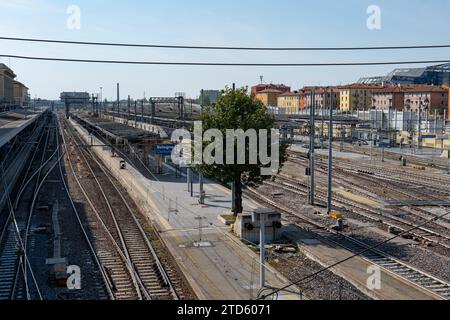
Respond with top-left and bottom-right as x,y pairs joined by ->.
279,91 -> 302,97
13,80 -> 29,90
0,63 -> 17,78
338,83 -> 382,90
257,89 -> 284,94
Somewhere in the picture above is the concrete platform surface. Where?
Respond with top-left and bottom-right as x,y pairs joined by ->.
0,109 -> 45,148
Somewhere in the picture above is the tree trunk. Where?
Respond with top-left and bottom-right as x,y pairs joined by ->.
233,179 -> 243,216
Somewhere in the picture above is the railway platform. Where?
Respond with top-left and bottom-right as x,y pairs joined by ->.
69,118 -> 300,300
0,108 -> 46,148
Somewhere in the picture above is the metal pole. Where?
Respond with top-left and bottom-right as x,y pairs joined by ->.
434,109 -> 437,134
141,100 -> 144,123
134,100 -> 137,127
190,169 -> 194,197
388,106 -> 392,146
418,97 -> 422,150
231,182 -> 236,213
150,98 -> 155,123
187,168 -> 191,192
92,94 -> 95,114
116,83 -> 120,117
309,91 -> 315,206
448,157 -> 450,175
259,213 -> 266,289
127,95 -> 131,124
200,89 -> 204,113
199,172 -> 205,204
370,129 -> 373,161
444,110 -> 447,134
100,87 -> 103,116
321,94 -> 325,149
327,90 -> 334,214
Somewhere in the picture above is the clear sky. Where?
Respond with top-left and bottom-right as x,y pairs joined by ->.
0,0 -> 449,100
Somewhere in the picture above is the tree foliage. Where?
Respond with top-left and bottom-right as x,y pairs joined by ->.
196,87 -> 288,214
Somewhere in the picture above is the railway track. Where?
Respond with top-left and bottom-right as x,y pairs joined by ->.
276,172 -> 450,250
244,187 -> 450,300
61,117 -> 179,300
287,151 -> 450,245
0,113 -> 52,300
338,144 -> 450,171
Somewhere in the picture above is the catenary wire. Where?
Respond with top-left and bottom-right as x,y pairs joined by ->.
1,54 -> 450,67
1,36 -> 450,51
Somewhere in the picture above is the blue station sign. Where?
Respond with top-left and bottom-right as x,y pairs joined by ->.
156,144 -> 174,156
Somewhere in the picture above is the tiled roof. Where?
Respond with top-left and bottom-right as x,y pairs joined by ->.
338,83 -> 382,90
257,89 -> 284,94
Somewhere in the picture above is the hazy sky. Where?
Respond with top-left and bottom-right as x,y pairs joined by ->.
1,0 -> 449,100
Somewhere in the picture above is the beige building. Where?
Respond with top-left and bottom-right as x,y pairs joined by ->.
301,86 -> 340,110
0,63 -> 16,105
13,81 -> 29,106
372,86 -> 405,110
277,91 -> 302,113
339,84 -> 380,111
403,85 -> 448,113
255,89 -> 282,107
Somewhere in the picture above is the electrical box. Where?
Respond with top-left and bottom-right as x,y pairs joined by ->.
234,209 -> 282,244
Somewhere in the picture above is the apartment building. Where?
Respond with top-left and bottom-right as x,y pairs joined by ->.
0,63 -> 17,104
255,89 -> 283,107
277,91 -> 302,113
339,84 -> 380,111
403,85 -> 448,113
300,86 -> 340,110
372,86 -> 405,110
13,81 -> 29,106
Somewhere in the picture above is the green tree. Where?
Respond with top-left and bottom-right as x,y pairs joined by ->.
197,87 -> 288,215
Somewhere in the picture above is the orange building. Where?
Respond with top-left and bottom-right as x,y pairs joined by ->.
255,89 -> 283,107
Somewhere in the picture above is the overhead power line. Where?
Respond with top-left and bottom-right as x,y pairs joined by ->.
1,36 -> 450,51
1,54 -> 450,67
